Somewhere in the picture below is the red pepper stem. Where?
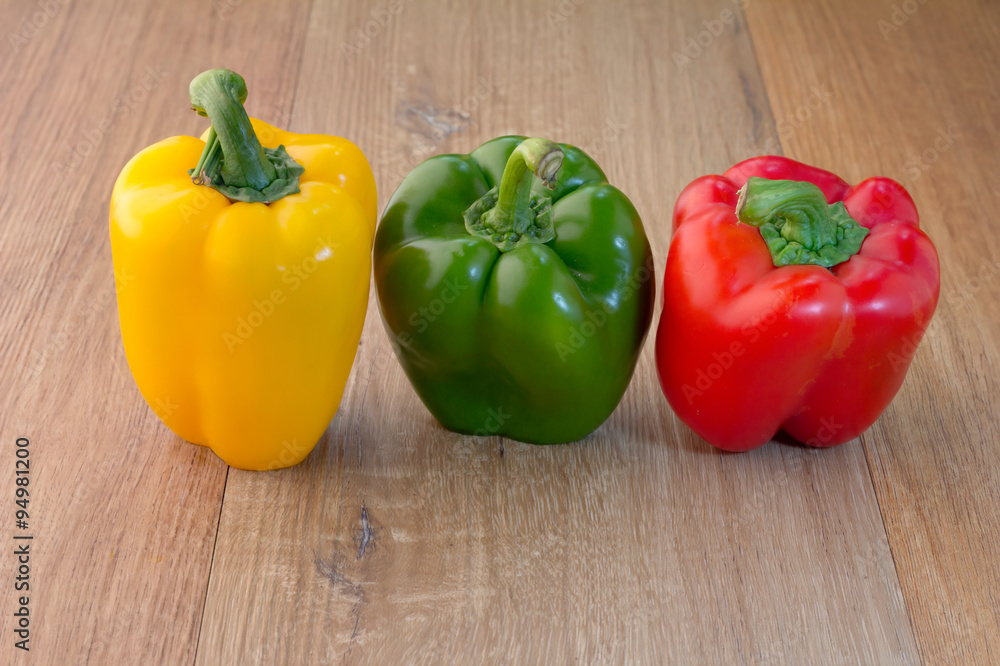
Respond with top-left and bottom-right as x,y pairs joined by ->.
736,176 -> 869,268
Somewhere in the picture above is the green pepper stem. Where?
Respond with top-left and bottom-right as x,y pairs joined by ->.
463,138 -> 563,253
736,176 -> 869,268
189,69 -> 276,190
487,138 -> 563,235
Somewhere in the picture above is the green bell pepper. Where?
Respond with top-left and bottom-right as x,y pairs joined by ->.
374,136 -> 654,444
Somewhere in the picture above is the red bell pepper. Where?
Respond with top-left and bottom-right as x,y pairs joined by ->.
655,156 -> 940,451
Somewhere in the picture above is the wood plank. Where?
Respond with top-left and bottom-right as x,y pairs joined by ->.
744,0 -> 1000,661
197,0 -> 917,662
0,0 -> 310,662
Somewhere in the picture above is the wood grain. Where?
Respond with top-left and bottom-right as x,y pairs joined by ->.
0,0 -> 996,664
194,0 -> 913,663
744,0 -> 1000,662
0,0 -> 310,663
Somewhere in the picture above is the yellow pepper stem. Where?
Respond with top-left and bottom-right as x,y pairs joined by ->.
188,68 -> 304,204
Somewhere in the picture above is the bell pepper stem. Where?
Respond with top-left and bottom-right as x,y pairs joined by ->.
736,176 -> 869,268
190,126 -> 222,186
489,138 -> 563,234
464,138 -> 563,252
189,69 -> 276,189
188,68 -> 304,204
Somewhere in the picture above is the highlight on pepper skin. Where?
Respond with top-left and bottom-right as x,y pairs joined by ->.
373,135 -> 656,445
654,155 -> 940,452
109,68 -> 376,470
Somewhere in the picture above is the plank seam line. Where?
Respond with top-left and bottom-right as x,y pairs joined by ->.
191,3 -> 312,659
192,465 -> 229,665
743,9 -> 923,660
284,0 -> 315,131
739,4 -> 782,158
860,432 -> 925,666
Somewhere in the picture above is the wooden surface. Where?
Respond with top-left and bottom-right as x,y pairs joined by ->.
1,0 -> 997,663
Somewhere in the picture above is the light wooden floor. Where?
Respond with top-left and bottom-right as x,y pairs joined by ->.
1,0 -> 998,663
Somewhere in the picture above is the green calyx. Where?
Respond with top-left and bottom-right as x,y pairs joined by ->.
736,176 -> 869,268
188,68 -> 304,204
464,138 -> 563,252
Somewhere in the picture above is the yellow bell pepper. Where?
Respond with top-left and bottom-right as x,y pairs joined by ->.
109,69 -> 375,470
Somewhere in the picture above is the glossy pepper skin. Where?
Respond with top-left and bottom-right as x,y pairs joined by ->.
110,70 -> 376,470
656,156 -> 939,452
374,136 -> 654,444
